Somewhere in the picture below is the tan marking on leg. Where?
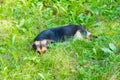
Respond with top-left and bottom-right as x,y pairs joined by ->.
74,30 -> 83,40
86,31 -> 91,39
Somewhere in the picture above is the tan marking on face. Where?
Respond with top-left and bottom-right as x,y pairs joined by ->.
41,39 -> 54,45
40,47 -> 47,53
36,46 -> 47,54
34,41 -> 41,45
35,40 -> 48,54
40,40 -> 47,45
32,39 -> 54,54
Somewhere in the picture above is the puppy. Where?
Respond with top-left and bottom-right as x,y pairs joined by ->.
32,24 -> 97,54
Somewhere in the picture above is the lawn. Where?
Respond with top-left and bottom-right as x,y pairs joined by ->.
0,0 -> 120,80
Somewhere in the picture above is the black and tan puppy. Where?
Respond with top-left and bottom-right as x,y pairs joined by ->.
32,25 -> 96,54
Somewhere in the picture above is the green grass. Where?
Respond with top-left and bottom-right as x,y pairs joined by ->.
0,0 -> 120,80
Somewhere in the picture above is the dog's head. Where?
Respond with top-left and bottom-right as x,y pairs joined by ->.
32,40 -> 54,54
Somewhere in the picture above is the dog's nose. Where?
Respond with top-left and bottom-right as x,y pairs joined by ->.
36,50 -> 46,54
43,50 -> 46,53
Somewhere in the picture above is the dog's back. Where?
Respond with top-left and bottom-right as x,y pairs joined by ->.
34,25 -> 87,42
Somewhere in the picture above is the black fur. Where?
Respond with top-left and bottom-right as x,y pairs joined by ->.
34,25 -> 87,42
